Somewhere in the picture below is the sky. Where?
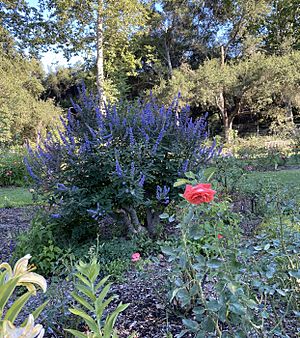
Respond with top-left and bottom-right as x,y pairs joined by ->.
28,0 -> 84,72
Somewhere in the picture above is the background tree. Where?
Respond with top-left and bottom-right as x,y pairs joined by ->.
0,41 -> 61,146
38,0 -> 150,101
153,52 -> 300,140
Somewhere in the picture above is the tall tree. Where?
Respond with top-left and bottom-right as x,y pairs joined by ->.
0,0 -> 48,54
262,0 -> 300,54
39,0 -> 149,101
0,42 -> 61,145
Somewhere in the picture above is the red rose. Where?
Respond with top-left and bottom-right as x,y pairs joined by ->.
183,183 -> 216,205
217,234 -> 223,239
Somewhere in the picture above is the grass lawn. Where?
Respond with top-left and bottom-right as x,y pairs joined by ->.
0,187 -> 36,208
237,169 -> 300,199
247,169 -> 300,185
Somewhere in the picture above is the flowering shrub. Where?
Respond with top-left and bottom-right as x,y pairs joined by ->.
25,87 -> 219,242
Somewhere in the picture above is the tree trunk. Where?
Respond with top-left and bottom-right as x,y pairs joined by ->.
96,0 -> 106,108
223,113 -> 231,143
164,31 -> 173,79
146,208 -> 161,237
285,97 -> 294,124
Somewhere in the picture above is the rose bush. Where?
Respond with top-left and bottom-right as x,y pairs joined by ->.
163,172 -> 300,337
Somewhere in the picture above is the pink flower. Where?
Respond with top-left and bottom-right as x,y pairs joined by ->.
131,252 -> 141,262
244,165 -> 254,171
217,234 -> 223,240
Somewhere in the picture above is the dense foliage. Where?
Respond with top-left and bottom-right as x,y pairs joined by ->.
0,47 -> 61,146
25,88 -> 219,243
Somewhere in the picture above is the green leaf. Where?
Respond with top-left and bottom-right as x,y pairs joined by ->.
161,246 -> 176,257
74,273 -> 91,288
229,303 -> 246,315
276,289 -> 286,296
159,213 -> 169,219
266,266 -> 276,279
21,300 -> 49,327
174,179 -> 190,187
95,295 -> 116,321
203,167 -> 215,181
0,277 -> 19,314
182,318 -> 199,331
184,172 -> 195,179
207,259 -> 222,269
31,300 -> 49,320
202,317 -> 215,332
177,289 -> 191,307
206,299 -> 222,312
69,307 -> 98,333
76,285 -> 96,301
71,292 -> 94,312
4,291 -> 34,323
97,283 -> 112,304
64,329 -> 88,338
227,282 -> 239,295
95,275 -> 110,292
103,303 -> 129,337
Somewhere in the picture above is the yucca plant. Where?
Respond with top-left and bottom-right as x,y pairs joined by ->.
66,259 -> 130,338
0,254 -> 48,337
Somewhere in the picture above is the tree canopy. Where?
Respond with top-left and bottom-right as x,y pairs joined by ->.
1,0 -> 300,142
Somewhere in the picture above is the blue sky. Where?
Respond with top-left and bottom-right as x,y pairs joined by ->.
28,0 -> 83,71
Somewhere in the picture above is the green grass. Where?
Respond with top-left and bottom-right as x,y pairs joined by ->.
246,169 -> 300,185
237,169 -> 300,200
0,187 -> 36,208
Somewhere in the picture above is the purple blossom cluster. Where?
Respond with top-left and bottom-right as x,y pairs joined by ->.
156,185 -> 170,205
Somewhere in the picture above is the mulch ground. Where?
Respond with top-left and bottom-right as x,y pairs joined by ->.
0,207 -> 35,262
0,207 -> 190,338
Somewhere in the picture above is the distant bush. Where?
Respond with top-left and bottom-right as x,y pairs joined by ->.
25,87 -> 219,243
0,148 -> 28,186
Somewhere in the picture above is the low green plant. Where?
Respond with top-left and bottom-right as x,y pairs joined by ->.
66,259 -> 130,337
14,213 -> 68,276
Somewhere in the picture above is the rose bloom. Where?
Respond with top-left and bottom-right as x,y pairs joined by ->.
217,234 -> 223,239
131,252 -> 141,262
183,184 -> 216,205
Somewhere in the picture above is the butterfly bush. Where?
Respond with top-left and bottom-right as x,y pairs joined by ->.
25,85 -> 220,241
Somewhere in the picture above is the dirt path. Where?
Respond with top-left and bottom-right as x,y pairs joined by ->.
0,207 -> 36,262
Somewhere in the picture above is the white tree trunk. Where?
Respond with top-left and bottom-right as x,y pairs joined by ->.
96,0 -> 106,108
